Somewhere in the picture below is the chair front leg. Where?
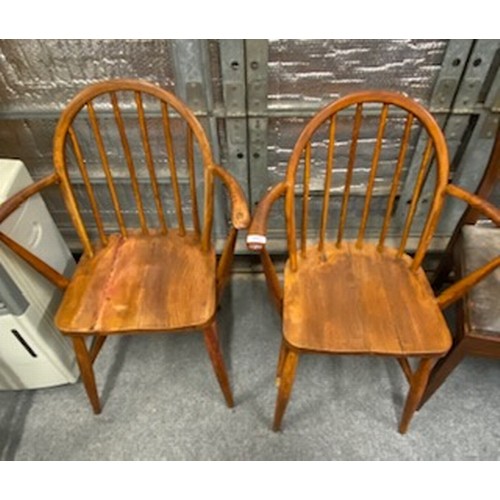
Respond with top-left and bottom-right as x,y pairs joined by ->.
398,357 -> 435,434
273,343 -> 299,432
203,321 -> 234,408
72,336 -> 101,414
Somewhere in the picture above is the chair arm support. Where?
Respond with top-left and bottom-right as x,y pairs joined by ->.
246,181 -> 288,251
213,165 -> 250,230
437,255 -> 500,309
436,184 -> 500,309
0,173 -> 60,224
0,172 -> 69,290
446,184 -> 500,226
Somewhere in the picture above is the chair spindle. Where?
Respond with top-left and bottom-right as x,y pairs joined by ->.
135,91 -> 168,234
337,103 -> 363,247
301,142 -> 312,257
161,102 -> 186,236
356,104 -> 389,248
86,101 -> 127,237
110,92 -> 148,235
398,138 -> 433,256
186,127 -> 201,236
377,112 -> 414,251
318,116 -> 336,253
68,126 -> 107,246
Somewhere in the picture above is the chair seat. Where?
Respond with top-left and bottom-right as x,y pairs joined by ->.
460,225 -> 500,337
283,243 -> 452,356
55,231 -> 216,335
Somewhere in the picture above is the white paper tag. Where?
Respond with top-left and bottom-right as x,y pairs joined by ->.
246,234 -> 267,246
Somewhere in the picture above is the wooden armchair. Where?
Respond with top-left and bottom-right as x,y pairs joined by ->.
246,91 -> 500,433
0,79 -> 250,413
420,127 -> 500,407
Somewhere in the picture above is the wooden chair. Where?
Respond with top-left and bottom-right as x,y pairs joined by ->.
246,91 -> 500,433
419,127 -> 500,407
0,79 -> 250,413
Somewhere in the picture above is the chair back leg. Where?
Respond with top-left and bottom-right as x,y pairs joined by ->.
203,322 -> 234,408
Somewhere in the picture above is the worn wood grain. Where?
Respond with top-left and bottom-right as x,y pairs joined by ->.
283,243 -> 451,356
55,231 -> 216,334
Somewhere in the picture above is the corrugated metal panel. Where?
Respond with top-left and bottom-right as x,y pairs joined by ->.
0,40 -> 175,113
267,39 -> 447,106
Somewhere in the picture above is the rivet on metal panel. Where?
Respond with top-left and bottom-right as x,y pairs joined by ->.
223,82 -> 245,116
480,114 -> 499,139
185,82 -> 206,113
454,40 -> 499,112
434,79 -> 458,107
429,40 -> 474,112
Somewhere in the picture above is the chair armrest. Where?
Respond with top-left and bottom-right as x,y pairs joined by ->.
0,173 -> 60,224
436,185 -> 500,308
446,184 -> 500,226
213,165 -> 250,230
246,181 -> 288,251
0,172 -> 69,290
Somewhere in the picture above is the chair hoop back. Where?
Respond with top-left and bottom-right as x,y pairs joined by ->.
283,91 -> 449,271
53,79 -> 216,256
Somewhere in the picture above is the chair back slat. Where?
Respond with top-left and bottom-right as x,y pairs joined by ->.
377,112 -> 414,251
398,138 -> 433,258
161,101 -> 185,235
186,127 -> 201,236
134,91 -> 168,234
356,104 -> 389,248
53,79 -> 217,255
336,103 -> 363,247
318,116 -> 336,253
68,126 -> 108,246
284,91 -> 449,271
110,91 -> 148,235
87,101 -> 127,237
300,142 -> 312,257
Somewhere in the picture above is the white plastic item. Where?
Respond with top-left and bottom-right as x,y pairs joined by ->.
0,159 -> 78,390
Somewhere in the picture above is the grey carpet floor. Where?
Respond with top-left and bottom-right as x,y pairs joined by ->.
1,275 -> 499,460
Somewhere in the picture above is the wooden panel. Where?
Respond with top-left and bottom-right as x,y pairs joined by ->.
55,231 -> 216,334
283,243 -> 451,355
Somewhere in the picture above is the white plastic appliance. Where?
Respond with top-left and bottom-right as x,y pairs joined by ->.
0,159 -> 78,390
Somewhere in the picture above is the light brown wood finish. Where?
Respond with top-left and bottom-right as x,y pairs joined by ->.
337,103 -> 363,247
213,164 -> 251,230
319,116 -> 336,252
433,129 -> 500,286
111,91 -> 148,235
135,90 -> 167,234
0,232 -> 69,289
161,101 -> 185,235
0,79 -> 249,414
378,112 -> 413,251
68,127 -> 108,245
249,91 -> 454,433
55,231 -> 216,334
187,127 -> 201,237
357,104 -> 388,249
203,322 -> 234,407
301,142 -> 312,256
398,358 -> 434,434
0,172 -> 69,289
87,101 -> 127,237
0,172 -> 59,224
273,343 -> 299,432
72,336 -> 101,414
284,244 -> 450,356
